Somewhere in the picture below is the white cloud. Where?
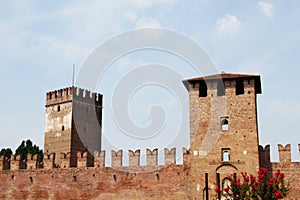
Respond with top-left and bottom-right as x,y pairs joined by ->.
128,0 -> 177,9
123,11 -> 138,22
257,1 -> 274,17
136,17 -> 161,28
215,14 -> 241,36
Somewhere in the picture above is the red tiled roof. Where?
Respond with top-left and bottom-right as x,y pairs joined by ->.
187,72 -> 260,81
186,72 -> 262,94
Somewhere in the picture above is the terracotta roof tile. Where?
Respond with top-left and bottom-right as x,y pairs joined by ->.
187,72 -> 260,81
185,72 -> 262,94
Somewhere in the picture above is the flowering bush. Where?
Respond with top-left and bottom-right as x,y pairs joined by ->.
215,168 -> 289,200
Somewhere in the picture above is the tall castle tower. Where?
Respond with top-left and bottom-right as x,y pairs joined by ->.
187,72 -> 262,199
44,87 -> 102,167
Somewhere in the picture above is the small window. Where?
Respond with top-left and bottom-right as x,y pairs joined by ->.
222,148 -> 230,162
236,79 -> 244,95
199,80 -> 207,97
62,126 -> 65,131
221,117 -> 229,131
57,105 -> 60,112
217,80 -> 225,96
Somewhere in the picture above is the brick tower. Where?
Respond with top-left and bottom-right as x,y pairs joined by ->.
44,87 -> 102,167
187,72 -> 262,199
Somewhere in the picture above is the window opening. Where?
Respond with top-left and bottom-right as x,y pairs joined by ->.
236,79 -> 244,95
221,117 -> 229,131
199,80 -> 207,97
222,148 -> 230,162
217,80 -> 225,96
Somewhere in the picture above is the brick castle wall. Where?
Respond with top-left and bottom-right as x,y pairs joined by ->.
0,148 -> 191,199
259,144 -> 300,199
0,145 -> 299,199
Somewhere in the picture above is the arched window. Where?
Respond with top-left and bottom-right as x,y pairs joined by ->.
222,148 -> 230,162
221,117 -> 229,131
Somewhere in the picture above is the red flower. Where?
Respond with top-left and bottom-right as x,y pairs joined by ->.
258,168 -> 267,180
236,178 -> 241,187
279,172 -> 284,179
215,188 -> 222,193
274,191 -> 283,198
244,175 -> 249,182
268,177 -> 275,185
215,168 -> 289,199
250,174 -> 256,184
275,169 -> 280,177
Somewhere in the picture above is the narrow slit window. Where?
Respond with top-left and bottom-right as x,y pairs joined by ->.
236,79 -> 244,95
57,105 -> 60,112
217,80 -> 225,96
221,117 -> 229,131
62,126 -> 65,131
199,80 -> 207,97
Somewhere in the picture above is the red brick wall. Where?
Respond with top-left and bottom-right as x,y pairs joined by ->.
259,144 -> 300,200
0,152 -> 190,200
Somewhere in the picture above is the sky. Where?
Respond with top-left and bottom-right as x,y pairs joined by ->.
0,0 -> 299,161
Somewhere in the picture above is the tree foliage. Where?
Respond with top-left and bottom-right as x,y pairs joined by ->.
15,139 -> 43,162
0,148 -> 13,158
215,168 -> 289,200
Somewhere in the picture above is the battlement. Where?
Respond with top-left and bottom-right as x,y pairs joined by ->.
0,148 -> 188,171
73,87 -> 102,106
45,87 -> 102,106
46,87 -> 73,106
259,144 -> 300,167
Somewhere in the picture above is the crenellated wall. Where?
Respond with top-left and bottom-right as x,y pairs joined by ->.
0,148 -> 181,171
0,149 -> 190,200
259,144 -> 300,199
72,87 -> 102,106
1,145 -> 300,199
45,87 -> 102,107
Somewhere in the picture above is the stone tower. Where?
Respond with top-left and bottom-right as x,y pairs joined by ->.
44,87 -> 102,167
187,72 -> 262,200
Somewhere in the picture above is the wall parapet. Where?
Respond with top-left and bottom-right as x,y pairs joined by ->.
45,87 -> 102,106
0,148 -> 188,171
259,144 -> 300,167
73,87 -> 102,106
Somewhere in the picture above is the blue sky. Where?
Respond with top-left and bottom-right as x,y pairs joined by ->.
0,1 -> 299,161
